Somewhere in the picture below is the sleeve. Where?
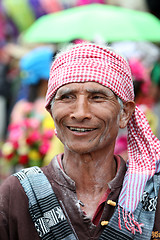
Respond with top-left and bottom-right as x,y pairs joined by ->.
0,176 -> 13,240
0,175 -> 40,240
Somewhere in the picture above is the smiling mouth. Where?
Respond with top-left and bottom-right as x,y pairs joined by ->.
68,127 -> 96,132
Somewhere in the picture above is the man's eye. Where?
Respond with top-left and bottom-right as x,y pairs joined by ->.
93,95 -> 102,99
92,95 -> 105,100
60,94 -> 73,100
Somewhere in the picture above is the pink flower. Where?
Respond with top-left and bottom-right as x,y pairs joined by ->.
8,123 -> 21,131
9,129 -> 23,142
129,58 -> 151,95
26,130 -> 41,145
12,141 -> 19,149
7,123 -> 23,142
42,129 -> 54,140
24,118 -> 40,129
39,140 -> 50,155
114,135 -> 128,155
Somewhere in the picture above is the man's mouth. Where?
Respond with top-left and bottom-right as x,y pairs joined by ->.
68,127 -> 96,132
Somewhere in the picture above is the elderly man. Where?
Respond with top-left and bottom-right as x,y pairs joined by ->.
0,43 -> 160,240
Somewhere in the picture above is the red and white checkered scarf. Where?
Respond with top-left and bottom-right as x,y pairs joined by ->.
45,43 -> 160,232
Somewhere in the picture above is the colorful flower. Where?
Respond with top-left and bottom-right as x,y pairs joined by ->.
19,155 -> 29,165
1,100 -> 55,168
28,149 -> 41,161
39,140 -> 50,155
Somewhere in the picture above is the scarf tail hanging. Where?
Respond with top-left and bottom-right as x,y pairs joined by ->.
118,106 -> 160,234
118,205 -> 144,235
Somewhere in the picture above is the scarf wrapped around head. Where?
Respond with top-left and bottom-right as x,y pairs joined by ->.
45,43 -> 160,232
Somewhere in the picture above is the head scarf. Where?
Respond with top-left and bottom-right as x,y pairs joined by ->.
45,43 -> 160,232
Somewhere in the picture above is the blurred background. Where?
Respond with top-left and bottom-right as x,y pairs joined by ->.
0,0 -> 160,183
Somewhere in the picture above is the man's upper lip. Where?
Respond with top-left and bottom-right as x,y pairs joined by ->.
67,125 -> 97,129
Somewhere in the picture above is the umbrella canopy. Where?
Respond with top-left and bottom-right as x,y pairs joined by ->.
21,4 -> 160,43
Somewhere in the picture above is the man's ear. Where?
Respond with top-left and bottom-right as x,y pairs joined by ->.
119,101 -> 135,129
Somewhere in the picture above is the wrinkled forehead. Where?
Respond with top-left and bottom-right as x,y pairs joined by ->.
45,44 -> 134,112
55,81 -> 116,97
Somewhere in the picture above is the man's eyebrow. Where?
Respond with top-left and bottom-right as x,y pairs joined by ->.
55,88 -> 76,97
55,87 -> 115,97
86,88 -> 106,94
86,88 -> 114,96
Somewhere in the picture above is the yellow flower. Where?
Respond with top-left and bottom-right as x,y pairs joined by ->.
2,142 -> 14,155
42,113 -> 55,130
28,149 -> 41,161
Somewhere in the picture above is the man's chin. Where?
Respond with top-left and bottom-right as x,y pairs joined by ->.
65,144 -> 98,155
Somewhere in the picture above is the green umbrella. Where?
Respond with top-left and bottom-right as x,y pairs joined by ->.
21,4 -> 160,43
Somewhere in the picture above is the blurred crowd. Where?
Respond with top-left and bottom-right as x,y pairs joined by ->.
0,0 -> 160,182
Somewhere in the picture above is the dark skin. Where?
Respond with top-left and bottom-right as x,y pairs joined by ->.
51,82 -> 135,218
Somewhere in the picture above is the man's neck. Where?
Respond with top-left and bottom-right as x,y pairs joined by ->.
61,148 -> 117,218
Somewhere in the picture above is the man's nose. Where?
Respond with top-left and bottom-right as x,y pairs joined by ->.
70,96 -> 92,121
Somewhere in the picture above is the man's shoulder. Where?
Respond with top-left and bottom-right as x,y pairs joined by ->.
0,174 -> 29,212
0,175 -> 21,193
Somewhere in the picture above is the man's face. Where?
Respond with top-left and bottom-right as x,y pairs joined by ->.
51,82 -> 122,154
